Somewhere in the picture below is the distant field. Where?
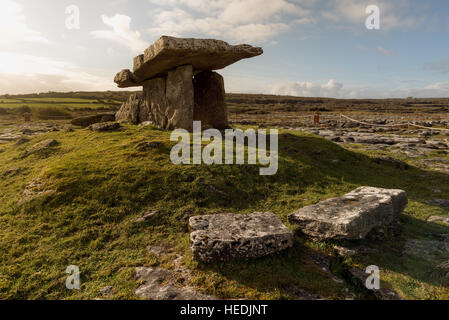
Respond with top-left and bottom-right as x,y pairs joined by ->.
0,97 -> 122,118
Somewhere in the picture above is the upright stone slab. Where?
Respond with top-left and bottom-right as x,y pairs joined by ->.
115,93 -> 142,124
288,187 -> 407,240
141,77 -> 167,126
165,65 -> 194,131
193,71 -> 228,129
189,212 -> 294,263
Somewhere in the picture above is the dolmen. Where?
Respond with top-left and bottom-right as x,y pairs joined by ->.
114,36 -> 263,131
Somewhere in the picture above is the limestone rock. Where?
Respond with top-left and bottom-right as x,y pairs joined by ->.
427,216 -> 449,226
348,267 -> 402,300
71,113 -> 116,128
189,212 -> 294,263
89,122 -> 121,132
193,71 -> 228,129
23,139 -> 59,158
19,177 -> 55,205
135,267 -> 213,300
130,36 -> 263,83
114,69 -> 142,88
142,77 -> 168,127
165,65 -> 194,131
115,93 -> 142,124
288,187 -> 407,240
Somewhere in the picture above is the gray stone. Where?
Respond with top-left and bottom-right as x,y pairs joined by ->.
99,286 -> 113,296
165,65 -> 194,131
427,216 -> 449,226
403,238 -> 449,261
89,122 -> 121,132
288,187 -> 407,240
135,267 -> 213,300
189,212 -> 294,263
135,210 -> 159,222
348,267 -> 402,300
193,71 -> 228,129
19,177 -> 55,205
114,69 -> 143,88
142,77 -> 168,128
71,113 -> 116,128
126,36 -> 263,85
135,141 -> 162,152
23,139 -> 59,157
115,93 -> 141,124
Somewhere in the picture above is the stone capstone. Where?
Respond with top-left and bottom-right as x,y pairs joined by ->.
189,212 -> 294,263
124,36 -> 263,85
114,69 -> 143,88
288,187 -> 407,240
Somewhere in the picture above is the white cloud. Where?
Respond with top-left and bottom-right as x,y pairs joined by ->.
0,52 -> 115,94
270,79 -> 345,98
269,79 -> 449,99
91,14 -> 149,53
0,0 -> 52,45
146,0 -> 309,43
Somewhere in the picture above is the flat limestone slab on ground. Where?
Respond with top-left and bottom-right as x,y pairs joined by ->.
189,212 -> 294,263
288,187 -> 407,240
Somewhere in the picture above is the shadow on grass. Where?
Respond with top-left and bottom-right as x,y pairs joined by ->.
193,133 -> 449,298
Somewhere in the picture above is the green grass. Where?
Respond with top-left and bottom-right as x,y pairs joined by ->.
0,125 -> 448,299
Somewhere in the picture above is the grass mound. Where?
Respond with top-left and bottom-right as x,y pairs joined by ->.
0,125 -> 448,300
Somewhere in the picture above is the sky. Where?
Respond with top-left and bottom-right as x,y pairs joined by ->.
1,0 -> 449,98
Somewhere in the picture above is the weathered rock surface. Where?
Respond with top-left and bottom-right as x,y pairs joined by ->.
193,71 -> 228,129
165,65 -> 195,131
135,267 -> 213,300
19,177 -> 55,205
189,212 -> 294,263
288,187 -> 407,240
141,77 -> 167,126
348,267 -> 402,300
71,113 -> 116,128
114,69 -> 143,88
115,93 -> 142,124
403,237 -> 449,261
123,36 -> 263,85
427,216 -> 449,226
23,139 -> 59,158
89,122 -> 121,132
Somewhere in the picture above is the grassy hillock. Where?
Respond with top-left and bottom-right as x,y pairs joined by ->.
0,125 -> 448,300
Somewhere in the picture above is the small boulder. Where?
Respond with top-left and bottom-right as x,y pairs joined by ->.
288,187 -> 407,240
23,139 -> 59,158
89,122 -> 120,132
71,113 -> 116,128
189,212 -> 294,263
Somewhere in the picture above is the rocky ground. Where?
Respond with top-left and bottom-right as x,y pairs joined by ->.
0,93 -> 448,300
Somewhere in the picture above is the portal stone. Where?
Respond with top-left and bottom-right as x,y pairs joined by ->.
165,65 -> 194,131
193,71 -> 228,129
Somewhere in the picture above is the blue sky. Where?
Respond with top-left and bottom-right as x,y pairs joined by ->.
1,0 -> 449,98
